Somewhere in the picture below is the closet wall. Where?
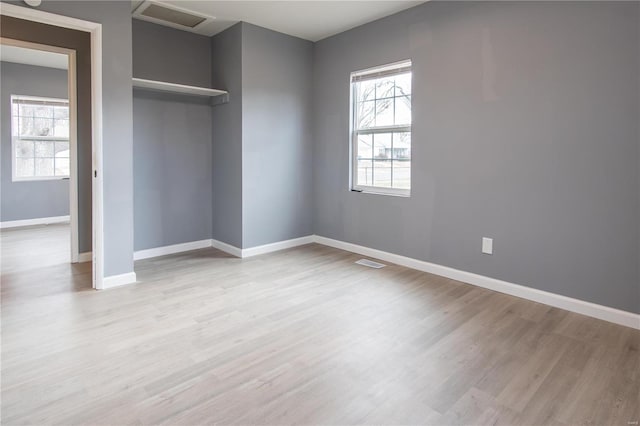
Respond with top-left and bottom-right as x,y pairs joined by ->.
132,20 -> 313,253
211,23 -> 243,248
241,23 -> 314,249
132,20 -> 213,251
211,22 -> 314,249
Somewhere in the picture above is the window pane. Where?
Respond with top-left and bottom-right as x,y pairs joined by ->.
35,141 -> 54,157
55,158 -> 70,176
37,118 -> 55,136
350,62 -> 412,194
392,160 -> 411,189
18,104 -> 37,118
373,159 -> 392,188
16,158 -> 34,178
356,134 -> 373,159
54,106 -> 69,119
392,132 -> 411,159
35,158 -> 54,176
37,105 -> 54,118
395,96 -> 411,126
16,140 -> 34,157
53,119 -> 69,137
375,98 -> 393,127
356,80 -> 376,103
357,159 -> 373,186
12,116 -> 19,136
55,141 -> 70,156
375,77 -> 395,99
19,116 -> 35,137
357,100 -> 375,129
395,73 -> 411,96
373,133 -> 392,159
20,104 -> 54,119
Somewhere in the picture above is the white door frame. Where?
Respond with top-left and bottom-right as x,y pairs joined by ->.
0,37 -> 80,264
0,3 -> 104,289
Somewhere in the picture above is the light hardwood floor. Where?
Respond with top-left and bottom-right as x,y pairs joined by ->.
1,225 -> 638,425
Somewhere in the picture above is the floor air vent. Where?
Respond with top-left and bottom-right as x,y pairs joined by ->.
355,259 -> 386,269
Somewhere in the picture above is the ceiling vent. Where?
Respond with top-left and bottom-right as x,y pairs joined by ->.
133,1 -> 214,32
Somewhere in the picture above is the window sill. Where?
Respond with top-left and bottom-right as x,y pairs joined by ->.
12,177 -> 69,183
351,188 -> 410,198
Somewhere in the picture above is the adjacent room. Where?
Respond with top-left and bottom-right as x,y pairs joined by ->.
1,1 -> 638,425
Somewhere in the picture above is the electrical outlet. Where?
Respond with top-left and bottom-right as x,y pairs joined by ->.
482,237 -> 493,255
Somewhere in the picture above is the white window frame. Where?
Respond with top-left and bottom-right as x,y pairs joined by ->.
11,94 -> 70,182
350,60 -> 412,197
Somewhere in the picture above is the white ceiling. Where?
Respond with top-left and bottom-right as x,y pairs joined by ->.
0,44 -> 68,70
132,1 -> 425,42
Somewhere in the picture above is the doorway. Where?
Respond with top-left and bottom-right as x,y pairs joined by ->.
0,39 -> 81,267
0,5 -> 104,289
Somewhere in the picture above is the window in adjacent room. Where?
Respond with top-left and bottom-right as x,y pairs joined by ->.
11,95 -> 70,181
350,60 -> 411,196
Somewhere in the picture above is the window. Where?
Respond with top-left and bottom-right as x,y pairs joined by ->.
11,95 -> 70,181
351,60 -> 411,196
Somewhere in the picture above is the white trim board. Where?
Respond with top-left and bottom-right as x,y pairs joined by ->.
126,233 -> 639,329
78,252 -> 92,263
212,236 -> 314,258
0,215 -> 70,229
312,235 -> 640,330
241,236 -> 315,258
102,272 -> 137,290
210,239 -> 243,258
134,239 -> 212,260
134,236 -> 315,261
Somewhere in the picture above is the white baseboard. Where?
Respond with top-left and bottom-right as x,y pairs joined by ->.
312,235 -> 640,330
123,232 -> 638,329
133,235 -> 313,261
211,239 -> 243,258
242,235 -> 315,258
211,235 -> 314,258
0,215 -> 70,229
134,239 -> 212,261
78,252 -> 92,263
102,272 -> 137,289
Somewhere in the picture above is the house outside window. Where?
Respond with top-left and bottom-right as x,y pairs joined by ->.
350,60 -> 412,196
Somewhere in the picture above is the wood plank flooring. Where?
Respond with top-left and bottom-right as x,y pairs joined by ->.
1,224 -> 638,425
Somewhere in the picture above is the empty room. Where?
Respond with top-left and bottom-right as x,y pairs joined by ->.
0,1 -> 638,425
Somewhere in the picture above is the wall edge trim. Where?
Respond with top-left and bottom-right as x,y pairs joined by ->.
0,215 -> 70,229
133,239 -> 213,261
101,272 -> 137,290
242,235 -> 315,258
211,238 -> 242,257
78,251 -> 92,263
312,235 -> 640,330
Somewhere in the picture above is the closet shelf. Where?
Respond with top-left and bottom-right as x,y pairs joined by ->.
132,78 -> 228,104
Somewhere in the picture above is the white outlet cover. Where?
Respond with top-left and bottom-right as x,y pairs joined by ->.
482,237 -> 493,255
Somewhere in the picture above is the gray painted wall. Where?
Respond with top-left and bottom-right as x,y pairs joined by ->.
132,21 -> 213,251
132,95 -> 212,251
0,62 -> 69,222
241,23 -> 314,248
313,1 -> 640,313
132,19 -> 211,87
31,1 -> 134,276
211,23 -> 243,248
